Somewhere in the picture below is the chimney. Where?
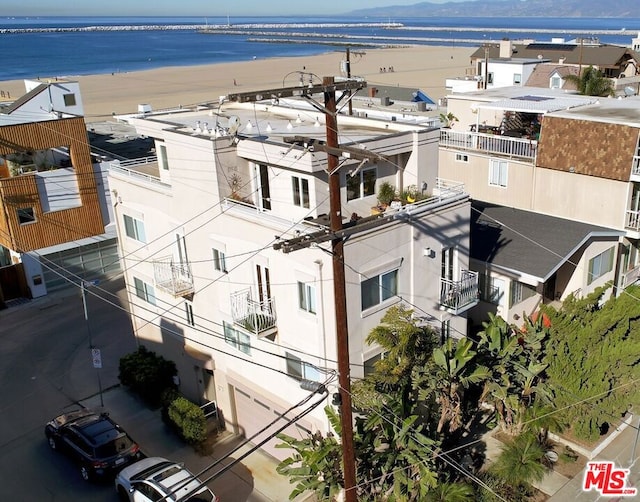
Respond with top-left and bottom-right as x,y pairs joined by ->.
500,39 -> 512,58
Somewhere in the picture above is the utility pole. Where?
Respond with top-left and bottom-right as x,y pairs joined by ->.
323,76 -> 357,502
227,77 -> 363,502
82,279 -> 103,407
345,49 -> 353,116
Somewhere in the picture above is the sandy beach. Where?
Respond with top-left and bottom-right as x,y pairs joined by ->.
0,45 -> 474,119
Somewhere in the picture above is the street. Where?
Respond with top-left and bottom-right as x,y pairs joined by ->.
0,277 -> 137,501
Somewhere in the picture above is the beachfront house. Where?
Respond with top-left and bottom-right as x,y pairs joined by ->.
0,80 -> 117,303
462,38 -> 640,96
107,91 -> 478,459
439,85 -> 640,329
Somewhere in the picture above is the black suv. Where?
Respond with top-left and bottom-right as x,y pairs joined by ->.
45,408 -> 141,482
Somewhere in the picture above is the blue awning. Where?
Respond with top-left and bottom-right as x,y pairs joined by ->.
411,90 -> 435,105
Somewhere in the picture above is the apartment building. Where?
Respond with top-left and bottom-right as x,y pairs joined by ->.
439,86 -> 639,328
0,80 -> 115,302
108,88 -> 478,459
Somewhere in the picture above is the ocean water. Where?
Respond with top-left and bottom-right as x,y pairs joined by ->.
0,16 -> 638,80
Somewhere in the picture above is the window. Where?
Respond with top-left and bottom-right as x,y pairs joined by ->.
479,273 -> 505,305
158,144 -> 169,171
285,352 -> 322,381
513,73 -> 522,85
489,159 -> 508,187
213,248 -> 227,273
455,153 -> 469,163
133,277 -> 156,305
487,72 -> 494,84
550,76 -> 561,89
185,302 -> 195,326
292,176 -> 310,208
509,281 -> 536,308
63,93 -> 76,106
17,207 -> 35,224
587,247 -> 615,285
346,167 -> 376,201
123,215 -> 146,243
361,269 -> 398,310
224,321 -> 251,355
364,353 -> 383,377
298,281 -> 316,313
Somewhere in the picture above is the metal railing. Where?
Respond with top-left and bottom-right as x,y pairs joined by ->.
626,209 -> 640,231
230,288 -> 277,336
153,256 -> 194,297
440,270 -> 479,314
108,157 -> 169,188
440,129 -> 537,160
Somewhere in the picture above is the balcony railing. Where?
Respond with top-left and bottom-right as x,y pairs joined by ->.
153,256 -> 194,297
632,157 -> 640,178
440,270 -> 479,314
626,210 -> 640,231
440,129 -> 537,160
230,288 -> 277,337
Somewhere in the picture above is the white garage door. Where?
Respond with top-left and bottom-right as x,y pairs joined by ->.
233,384 -> 312,462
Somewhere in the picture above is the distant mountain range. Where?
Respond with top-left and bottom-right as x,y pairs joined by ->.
350,0 -> 636,18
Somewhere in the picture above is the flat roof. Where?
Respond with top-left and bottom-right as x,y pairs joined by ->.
117,96 -> 438,145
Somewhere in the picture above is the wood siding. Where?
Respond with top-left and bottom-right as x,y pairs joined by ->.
0,117 -> 104,251
537,116 -> 638,181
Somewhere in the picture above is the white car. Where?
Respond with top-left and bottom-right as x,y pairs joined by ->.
115,456 -> 219,502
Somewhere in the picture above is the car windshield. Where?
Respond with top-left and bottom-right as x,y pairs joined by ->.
95,434 -> 133,457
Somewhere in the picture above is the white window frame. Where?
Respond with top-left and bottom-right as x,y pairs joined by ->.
213,248 -> 227,273
489,159 -> 508,188
509,280 -> 536,308
224,321 -> 251,355
513,73 -> 522,85
285,352 -> 322,382
292,176 -> 310,208
17,207 -> 36,225
550,76 -> 562,89
587,247 -> 615,285
298,281 -> 316,314
123,214 -> 146,243
346,167 -> 377,201
361,269 -> 398,311
133,277 -> 156,305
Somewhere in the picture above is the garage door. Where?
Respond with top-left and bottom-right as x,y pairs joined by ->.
233,384 -> 313,462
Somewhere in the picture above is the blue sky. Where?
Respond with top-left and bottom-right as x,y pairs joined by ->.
4,0 -> 464,17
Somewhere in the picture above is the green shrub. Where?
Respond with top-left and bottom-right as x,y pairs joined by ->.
118,346 -> 177,407
167,396 -> 207,444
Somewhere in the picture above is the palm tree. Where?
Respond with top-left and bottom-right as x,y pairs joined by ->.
414,337 -> 490,435
425,481 -> 475,501
490,433 -> 549,486
564,66 -> 614,97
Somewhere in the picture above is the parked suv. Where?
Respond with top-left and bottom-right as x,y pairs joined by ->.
115,456 -> 219,501
45,408 -> 141,482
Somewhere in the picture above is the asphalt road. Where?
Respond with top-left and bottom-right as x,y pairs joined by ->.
0,277 -> 137,501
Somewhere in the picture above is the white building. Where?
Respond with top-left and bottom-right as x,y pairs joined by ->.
108,91 -> 478,460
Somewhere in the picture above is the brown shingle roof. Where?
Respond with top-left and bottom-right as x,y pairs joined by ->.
524,64 -> 580,89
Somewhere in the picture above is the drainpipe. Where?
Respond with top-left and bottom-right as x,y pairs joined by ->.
314,258 -> 330,431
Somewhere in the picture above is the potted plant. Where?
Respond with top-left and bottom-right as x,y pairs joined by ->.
372,181 -> 396,215
439,112 -> 458,129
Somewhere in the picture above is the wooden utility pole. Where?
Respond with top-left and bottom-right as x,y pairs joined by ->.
227,77 -> 363,502
346,49 -> 353,116
323,76 -> 357,502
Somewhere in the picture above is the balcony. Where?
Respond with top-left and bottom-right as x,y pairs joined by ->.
153,256 -> 194,297
230,288 -> 277,337
440,129 -> 537,161
440,270 -> 479,314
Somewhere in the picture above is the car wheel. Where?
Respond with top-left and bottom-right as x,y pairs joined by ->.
117,486 -> 129,502
47,436 -> 57,450
80,464 -> 92,482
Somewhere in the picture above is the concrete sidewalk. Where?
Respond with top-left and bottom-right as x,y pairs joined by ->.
81,385 -> 306,502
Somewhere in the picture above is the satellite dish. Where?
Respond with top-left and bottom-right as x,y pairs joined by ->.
228,115 -> 240,135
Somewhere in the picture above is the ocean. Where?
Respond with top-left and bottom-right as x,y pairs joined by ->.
1,16 -> 638,81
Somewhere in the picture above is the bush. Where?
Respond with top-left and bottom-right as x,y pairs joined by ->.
167,396 -> 207,444
119,346 -> 177,407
